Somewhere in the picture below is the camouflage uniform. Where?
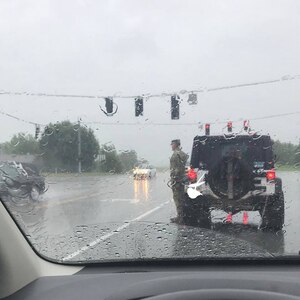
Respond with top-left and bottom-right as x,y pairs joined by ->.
170,149 -> 188,219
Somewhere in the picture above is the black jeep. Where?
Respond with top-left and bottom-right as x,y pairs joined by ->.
183,134 -> 284,231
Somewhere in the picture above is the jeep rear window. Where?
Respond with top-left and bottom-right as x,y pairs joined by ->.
191,136 -> 273,169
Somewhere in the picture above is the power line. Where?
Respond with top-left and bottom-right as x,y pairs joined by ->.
208,111 -> 300,125
0,110 -> 44,126
84,111 -> 300,126
251,111 -> 300,121
0,74 -> 299,100
0,107 -> 299,129
0,73 -> 299,128
206,79 -> 281,92
0,91 -> 101,99
85,122 -> 200,126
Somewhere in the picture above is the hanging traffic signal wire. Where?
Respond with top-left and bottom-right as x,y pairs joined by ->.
84,110 -> 300,126
1,74 -> 299,120
0,74 -> 299,100
84,111 -> 300,126
0,109 -> 45,126
0,105 -> 299,128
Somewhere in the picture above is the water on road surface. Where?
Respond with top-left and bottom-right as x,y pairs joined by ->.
2,171 -> 300,262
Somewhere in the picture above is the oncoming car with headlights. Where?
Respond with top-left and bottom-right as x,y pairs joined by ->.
133,164 -> 157,179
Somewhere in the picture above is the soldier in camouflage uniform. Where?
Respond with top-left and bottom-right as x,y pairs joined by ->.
170,139 -> 189,223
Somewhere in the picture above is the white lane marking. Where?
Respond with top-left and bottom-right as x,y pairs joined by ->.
41,191 -> 105,208
62,200 -> 170,261
111,198 -> 139,203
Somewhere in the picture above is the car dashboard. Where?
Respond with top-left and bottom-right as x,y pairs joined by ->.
4,263 -> 300,300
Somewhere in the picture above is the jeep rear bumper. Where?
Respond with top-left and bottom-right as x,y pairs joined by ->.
184,180 -> 278,213
194,194 -> 274,212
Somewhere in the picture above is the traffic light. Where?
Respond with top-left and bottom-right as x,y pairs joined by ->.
135,97 -> 143,117
227,121 -> 233,133
105,97 -> 114,114
205,123 -> 210,135
171,95 -> 180,120
35,124 -> 40,139
100,97 -> 118,116
187,93 -> 197,105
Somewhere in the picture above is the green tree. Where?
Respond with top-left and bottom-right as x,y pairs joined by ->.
99,144 -> 123,173
273,140 -> 298,165
118,150 -> 138,172
295,143 -> 300,165
137,158 -> 149,165
2,133 -> 40,155
39,121 -> 99,172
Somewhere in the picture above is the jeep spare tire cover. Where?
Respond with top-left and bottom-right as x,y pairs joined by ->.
207,156 -> 253,200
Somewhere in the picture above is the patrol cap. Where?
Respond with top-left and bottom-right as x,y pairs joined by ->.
171,139 -> 181,146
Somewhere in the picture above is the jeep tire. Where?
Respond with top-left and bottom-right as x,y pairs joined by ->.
260,178 -> 284,231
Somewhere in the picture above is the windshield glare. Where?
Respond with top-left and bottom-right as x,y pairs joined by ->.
0,0 -> 300,263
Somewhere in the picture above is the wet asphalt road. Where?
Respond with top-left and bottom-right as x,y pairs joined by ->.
3,171 -> 300,262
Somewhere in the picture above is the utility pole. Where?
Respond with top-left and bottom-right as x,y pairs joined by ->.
78,119 -> 82,174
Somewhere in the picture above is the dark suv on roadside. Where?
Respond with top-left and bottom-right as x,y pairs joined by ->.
0,161 -> 46,201
183,134 -> 284,231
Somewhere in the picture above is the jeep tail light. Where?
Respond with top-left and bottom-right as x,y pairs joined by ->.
187,168 -> 197,183
266,169 -> 276,181
205,123 -> 210,136
243,120 -> 250,131
227,121 -> 233,133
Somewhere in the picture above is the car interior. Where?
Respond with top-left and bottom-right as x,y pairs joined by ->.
1,1 -> 300,299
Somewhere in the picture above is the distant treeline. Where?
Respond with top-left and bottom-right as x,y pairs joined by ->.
273,140 -> 300,166
1,124 -> 298,172
0,121 -> 147,173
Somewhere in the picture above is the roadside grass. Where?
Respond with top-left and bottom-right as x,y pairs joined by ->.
41,165 -> 300,177
41,172 -> 101,177
156,167 -> 169,172
42,168 -> 170,177
276,164 -> 300,172
41,171 -> 134,177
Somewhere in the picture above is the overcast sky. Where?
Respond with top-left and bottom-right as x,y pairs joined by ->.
0,0 -> 300,165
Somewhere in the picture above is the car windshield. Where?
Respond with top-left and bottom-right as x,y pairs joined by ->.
0,162 -> 21,177
138,164 -> 150,169
0,0 -> 300,264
